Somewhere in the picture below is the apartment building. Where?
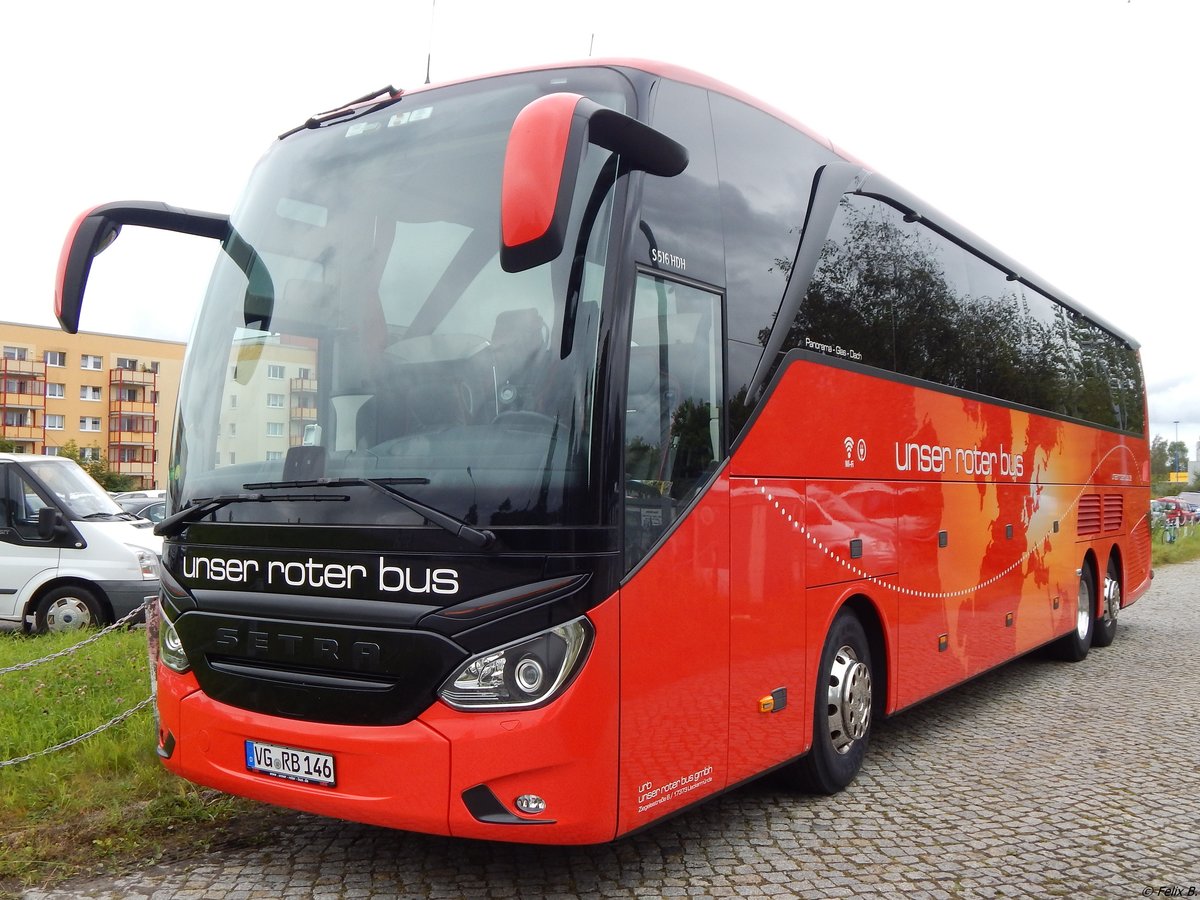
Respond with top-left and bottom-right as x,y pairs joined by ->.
0,321 -> 186,489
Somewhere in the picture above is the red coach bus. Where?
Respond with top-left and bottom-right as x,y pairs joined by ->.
55,60 -> 1150,843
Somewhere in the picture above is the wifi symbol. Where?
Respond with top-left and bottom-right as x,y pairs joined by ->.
843,437 -> 854,458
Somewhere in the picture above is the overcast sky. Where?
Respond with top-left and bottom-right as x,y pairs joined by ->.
3,0 -> 1194,449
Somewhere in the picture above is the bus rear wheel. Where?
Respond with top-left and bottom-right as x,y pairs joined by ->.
790,610 -> 873,794
1092,559 -> 1121,648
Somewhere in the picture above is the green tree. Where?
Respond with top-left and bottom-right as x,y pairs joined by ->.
57,440 -> 135,492
1151,435 -> 1169,476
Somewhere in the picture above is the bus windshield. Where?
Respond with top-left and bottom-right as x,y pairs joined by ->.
172,69 -> 631,530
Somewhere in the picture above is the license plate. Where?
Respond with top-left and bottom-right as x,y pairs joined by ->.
245,740 -> 336,787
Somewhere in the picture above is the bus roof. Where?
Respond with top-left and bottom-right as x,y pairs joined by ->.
299,58 -> 1139,352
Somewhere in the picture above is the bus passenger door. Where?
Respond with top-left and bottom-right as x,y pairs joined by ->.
617,275 -> 729,833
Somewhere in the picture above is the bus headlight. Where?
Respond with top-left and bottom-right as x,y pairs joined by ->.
159,606 -> 190,674
438,617 -> 593,710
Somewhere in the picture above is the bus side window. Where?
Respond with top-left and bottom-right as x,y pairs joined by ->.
623,274 -> 723,570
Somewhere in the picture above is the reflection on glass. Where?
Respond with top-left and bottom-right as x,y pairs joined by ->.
770,195 -> 1143,434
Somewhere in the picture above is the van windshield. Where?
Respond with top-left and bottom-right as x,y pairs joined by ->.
24,459 -> 123,519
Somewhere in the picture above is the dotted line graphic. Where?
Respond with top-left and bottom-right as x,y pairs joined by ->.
753,443 -> 1141,600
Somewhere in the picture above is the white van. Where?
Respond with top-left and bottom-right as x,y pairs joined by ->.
0,453 -> 162,633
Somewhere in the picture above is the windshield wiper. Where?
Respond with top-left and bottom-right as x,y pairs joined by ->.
279,85 -> 404,139
242,477 -> 497,550
154,492 -> 350,538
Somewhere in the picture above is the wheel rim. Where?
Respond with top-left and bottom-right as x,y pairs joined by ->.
44,596 -> 95,632
1102,572 -> 1121,626
1074,578 -> 1091,640
826,645 -> 872,754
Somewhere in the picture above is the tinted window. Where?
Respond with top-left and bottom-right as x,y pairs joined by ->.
710,92 -> 839,437
639,80 -> 723,288
624,275 -> 724,570
779,194 -> 1143,433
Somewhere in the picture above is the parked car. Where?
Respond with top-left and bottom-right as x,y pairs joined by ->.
116,498 -> 166,523
1,454 -> 161,633
1153,497 -> 1196,525
113,489 -> 166,501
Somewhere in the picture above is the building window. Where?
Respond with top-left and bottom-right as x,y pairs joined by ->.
266,451 -> 283,461
268,364 -> 285,379
81,354 -> 103,370
46,414 -> 65,430
267,394 -> 285,408
46,383 -> 65,398
229,422 -> 237,436
266,422 -> 284,437
80,385 -> 102,401
79,446 -> 100,460
80,417 -> 102,432
116,357 -> 138,370
44,447 -> 59,457
230,394 -> 238,409
44,350 -> 66,367
149,361 -> 160,374
3,346 -> 28,361
4,411 -> 30,427
298,367 -> 311,380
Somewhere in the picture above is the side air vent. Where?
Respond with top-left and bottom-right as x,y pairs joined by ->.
1102,495 -> 1123,533
1077,495 -> 1102,537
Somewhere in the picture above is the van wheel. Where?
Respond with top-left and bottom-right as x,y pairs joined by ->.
1054,564 -> 1095,661
1092,559 -> 1120,648
787,610 -> 874,794
34,586 -> 104,634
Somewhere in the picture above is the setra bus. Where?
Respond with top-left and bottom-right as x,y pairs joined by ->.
55,59 -> 1150,843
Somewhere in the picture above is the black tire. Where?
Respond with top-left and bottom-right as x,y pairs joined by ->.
1092,558 -> 1121,649
1054,564 -> 1095,662
33,585 -> 104,634
789,610 -> 874,794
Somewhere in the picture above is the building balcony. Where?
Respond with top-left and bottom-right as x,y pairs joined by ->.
109,368 -> 157,386
109,399 -> 155,415
290,406 -> 318,421
290,377 -> 318,393
110,459 -> 155,476
0,392 -> 45,409
0,424 -> 43,440
0,360 -> 46,378
109,430 -> 155,445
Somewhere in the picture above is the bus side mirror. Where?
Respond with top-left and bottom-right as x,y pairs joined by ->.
500,93 -> 688,273
37,506 -> 66,541
55,201 -> 230,334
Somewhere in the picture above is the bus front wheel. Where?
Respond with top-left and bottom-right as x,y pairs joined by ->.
790,610 -> 874,794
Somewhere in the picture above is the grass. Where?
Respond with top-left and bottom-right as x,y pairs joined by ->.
0,627 -> 268,898
1,526 -> 1196,896
1150,521 -> 1200,566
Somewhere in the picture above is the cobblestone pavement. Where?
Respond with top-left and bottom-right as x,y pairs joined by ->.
27,561 -> 1200,899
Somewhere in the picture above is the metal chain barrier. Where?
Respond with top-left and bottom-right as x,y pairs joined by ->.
0,697 -> 156,769
0,598 -> 156,768
0,599 -> 150,675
